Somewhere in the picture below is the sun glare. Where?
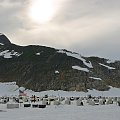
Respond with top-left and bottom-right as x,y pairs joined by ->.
29,0 -> 57,24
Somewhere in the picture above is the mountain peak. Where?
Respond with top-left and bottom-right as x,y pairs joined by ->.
0,33 -> 11,45
0,33 -> 3,36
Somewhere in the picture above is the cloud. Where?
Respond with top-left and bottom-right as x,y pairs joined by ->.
0,0 -> 120,60
0,0 -> 28,33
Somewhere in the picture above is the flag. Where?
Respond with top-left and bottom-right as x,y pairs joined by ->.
19,90 -> 27,96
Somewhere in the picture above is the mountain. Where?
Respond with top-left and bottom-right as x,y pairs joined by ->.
0,33 -> 11,45
0,34 -> 120,92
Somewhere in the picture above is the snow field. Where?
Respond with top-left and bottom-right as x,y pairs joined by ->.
0,82 -> 120,120
0,103 -> 120,120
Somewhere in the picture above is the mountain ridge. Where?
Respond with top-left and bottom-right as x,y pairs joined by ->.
0,34 -> 120,92
0,33 -> 11,45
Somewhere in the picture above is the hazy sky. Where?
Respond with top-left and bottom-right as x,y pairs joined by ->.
0,0 -> 120,60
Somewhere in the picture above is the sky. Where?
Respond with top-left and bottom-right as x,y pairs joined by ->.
0,0 -> 120,60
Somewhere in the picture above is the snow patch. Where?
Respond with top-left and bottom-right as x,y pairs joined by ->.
107,59 -> 116,63
72,65 -> 89,72
19,87 -> 25,91
99,63 -> 116,70
55,70 -> 59,74
89,77 -> 102,81
0,43 -> 4,45
57,49 -> 93,68
0,82 -> 19,96
0,50 -> 21,58
36,53 -> 41,55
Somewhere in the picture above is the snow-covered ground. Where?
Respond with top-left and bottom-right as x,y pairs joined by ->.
0,104 -> 120,120
0,82 -> 120,97
34,87 -> 120,97
0,82 -> 120,120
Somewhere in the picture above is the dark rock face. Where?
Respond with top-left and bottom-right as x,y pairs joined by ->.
0,34 -> 120,92
0,34 -> 11,45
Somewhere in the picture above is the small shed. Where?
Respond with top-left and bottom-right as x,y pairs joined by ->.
99,99 -> 106,105
7,103 -> 19,109
106,98 -> 113,105
65,99 -> 71,105
76,99 -> 83,106
88,100 -> 95,106
53,100 -> 61,105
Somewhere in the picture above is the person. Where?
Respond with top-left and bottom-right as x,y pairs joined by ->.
33,95 -> 36,103
31,95 -> 36,103
118,101 -> 120,106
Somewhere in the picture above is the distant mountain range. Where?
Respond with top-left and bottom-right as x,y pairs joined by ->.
0,33 -> 120,92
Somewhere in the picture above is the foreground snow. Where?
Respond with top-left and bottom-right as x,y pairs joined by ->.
0,104 -> 120,120
0,82 -> 120,120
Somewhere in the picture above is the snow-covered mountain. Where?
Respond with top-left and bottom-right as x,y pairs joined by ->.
0,33 -> 120,92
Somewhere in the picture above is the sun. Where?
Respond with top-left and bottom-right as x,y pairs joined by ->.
29,0 -> 56,24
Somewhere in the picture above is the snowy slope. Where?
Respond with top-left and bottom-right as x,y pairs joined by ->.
0,82 -> 120,97
99,63 -> 116,70
107,59 -> 116,63
57,49 -> 93,68
0,82 -> 19,96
